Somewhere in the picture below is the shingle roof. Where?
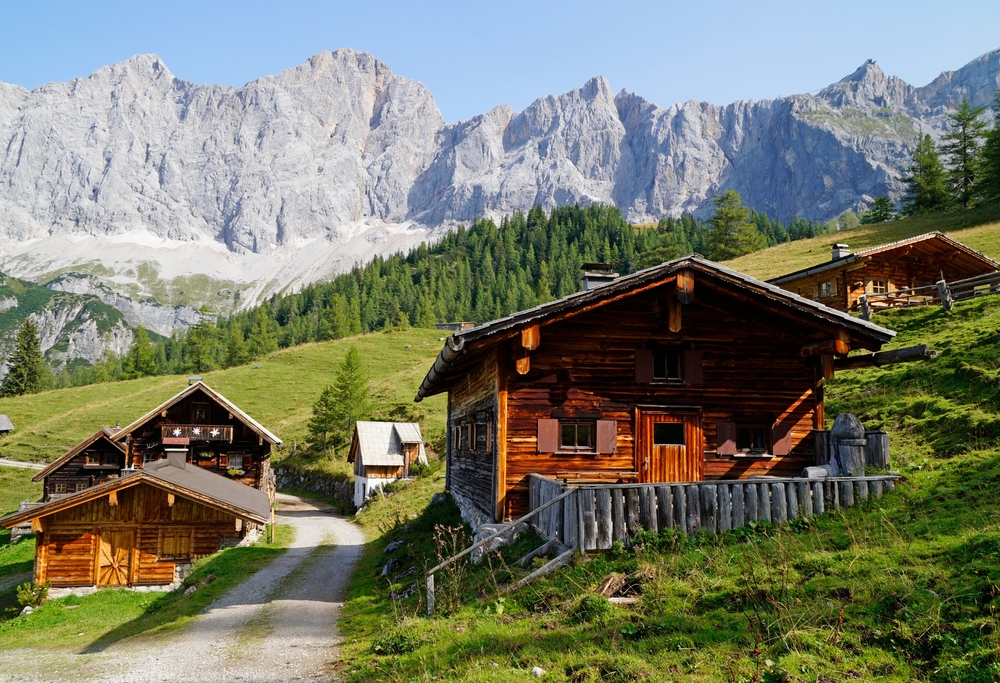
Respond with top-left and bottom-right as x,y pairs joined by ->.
0,415 -> 13,432
349,421 -> 427,467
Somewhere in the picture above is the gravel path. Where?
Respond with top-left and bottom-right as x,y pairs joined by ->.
0,459 -> 44,470
0,492 -> 366,682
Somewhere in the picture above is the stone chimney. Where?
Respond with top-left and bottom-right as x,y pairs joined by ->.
580,263 -> 619,291
832,243 -> 851,260
166,450 -> 187,469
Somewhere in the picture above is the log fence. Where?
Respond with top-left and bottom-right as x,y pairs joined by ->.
861,271 -> 1000,318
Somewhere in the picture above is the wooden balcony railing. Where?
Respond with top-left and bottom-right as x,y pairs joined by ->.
160,425 -> 233,442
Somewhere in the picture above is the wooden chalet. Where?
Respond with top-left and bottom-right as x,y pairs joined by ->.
0,451 -> 271,587
347,421 -> 428,508
769,232 -> 998,312
32,428 -> 127,501
415,255 -> 897,524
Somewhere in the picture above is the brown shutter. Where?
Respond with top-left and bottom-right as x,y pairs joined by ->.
596,420 -> 617,454
771,420 -> 793,456
537,419 -> 559,453
717,422 -> 737,455
219,453 -> 229,468
684,350 -> 703,385
635,349 -> 653,383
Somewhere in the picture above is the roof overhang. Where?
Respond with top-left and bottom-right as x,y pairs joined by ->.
32,429 -> 126,482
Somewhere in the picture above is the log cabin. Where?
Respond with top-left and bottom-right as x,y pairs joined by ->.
768,232 -> 998,312
0,450 -> 271,587
347,421 -> 428,508
33,428 -> 127,501
414,255 -> 897,526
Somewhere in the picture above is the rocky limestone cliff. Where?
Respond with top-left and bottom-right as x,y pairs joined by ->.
0,47 -> 997,313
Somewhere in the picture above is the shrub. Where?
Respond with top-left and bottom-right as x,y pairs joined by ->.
371,630 -> 420,655
227,468 -> 245,476
571,594 -> 613,624
16,580 -> 50,608
409,461 -> 430,478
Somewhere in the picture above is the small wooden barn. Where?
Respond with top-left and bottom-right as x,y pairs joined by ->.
0,451 -> 271,587
769,232 -> 998,312
415,255 -> 898,524
32,428 -> 127,500
32,381 -> 282,501
347,421 -> 427,508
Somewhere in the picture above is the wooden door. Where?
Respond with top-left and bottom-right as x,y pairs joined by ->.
97,529 -> 135,586
638,411 -> 703,483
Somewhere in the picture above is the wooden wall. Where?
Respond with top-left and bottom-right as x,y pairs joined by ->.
33,482 -> 240,586
44,437 -> 126,500
498,282 -> 824,519
447,353 -> 498,519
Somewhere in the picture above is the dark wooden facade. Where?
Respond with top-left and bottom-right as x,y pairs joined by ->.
33,430 -> 127,501
770,232 -> 999,312
417,256 -> 896,522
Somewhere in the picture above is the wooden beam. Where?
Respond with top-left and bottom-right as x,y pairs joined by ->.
515,347 -> 530,375
109,490 -> 118,507
821,355 -> 835,381
835,344 -> 938,370
496,347 -> 509,522
676,269 -> 695,304
667,295 -> 681,333
801,339 -> 850,357
166,493 -> 175,507
520,324 -> 541,351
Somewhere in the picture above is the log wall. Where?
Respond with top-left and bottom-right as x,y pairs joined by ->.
44,438 -> 126,500
447,353 -> 498,519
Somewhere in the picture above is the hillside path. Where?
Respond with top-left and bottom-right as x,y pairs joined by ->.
0,458 -> 44,470
0,492 -> 366,683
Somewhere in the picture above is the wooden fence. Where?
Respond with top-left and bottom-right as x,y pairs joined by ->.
861,271 -> 1000,318
528,473 -> 899,550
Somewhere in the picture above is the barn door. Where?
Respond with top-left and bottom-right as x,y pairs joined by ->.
97,529 -> 135,586
638,411 -> 703,483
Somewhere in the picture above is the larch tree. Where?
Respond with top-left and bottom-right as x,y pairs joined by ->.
978,90 -> 1000,206
861,195 -> 896,224
307,385 -> 338,457
706,190 -> 766,261
941,99 -> 987,210
1,319 -> 48,397
902,134 -> 951,215
121,326 -> 159,379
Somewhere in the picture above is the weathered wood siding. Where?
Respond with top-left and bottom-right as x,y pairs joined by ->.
448,353 -> 498,519
44,438 -> 126,500
34,482 -> 240,586
502,284 -> 822,518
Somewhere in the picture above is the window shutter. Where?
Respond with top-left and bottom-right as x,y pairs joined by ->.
684,350 -> 703,385
717,422 -> 737,455
219,453 -> 229,468
771,420 -> 793,456
635,349 -> 653,383
596,420 -> 617,454
537,419 -> 559,453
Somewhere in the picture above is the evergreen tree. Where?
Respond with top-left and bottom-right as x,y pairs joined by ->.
185,308 -> 222,373
979,90 -> 1000,206
861,195 -> 896,224
247,310 -> 279,358
307,385 -> 338,457
121,327 -> 159,379
705,190 -> 766,261
0,319 -> 48,397
902,134 -> 951,215
328,346 -> 371,450
225,324 -> 251,367
941,99 -> 988,209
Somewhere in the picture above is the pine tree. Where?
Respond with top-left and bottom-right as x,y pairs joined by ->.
941,99 -> 988,210
121,327 -> 159,379
902,134 -> 951,215
247,310 -> 279,358
307,385 -> 338,457
979,90 -> 1000,206
861,195 -> 896,224
706,190 -> 766,261
0,319 -> 48,397
225,325 -> 251,367
328,346 -> 371,449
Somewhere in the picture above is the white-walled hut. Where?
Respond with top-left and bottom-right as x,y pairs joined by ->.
347,421 -> 427,508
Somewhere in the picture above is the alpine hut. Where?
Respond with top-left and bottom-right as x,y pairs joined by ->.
348,421 -> 427,508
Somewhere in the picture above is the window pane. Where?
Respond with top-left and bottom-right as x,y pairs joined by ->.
752,428 -> 767,450
653,423 -> 685,445
737,428 -> 753,450
652,351 -> 666,379
577,424 -> 592,448
561,424 -> 576,448
666,351 -> 681,379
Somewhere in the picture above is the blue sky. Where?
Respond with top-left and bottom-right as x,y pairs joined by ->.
1,1 -> 998,122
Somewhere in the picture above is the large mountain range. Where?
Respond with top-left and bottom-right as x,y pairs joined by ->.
0,47 -> 998,334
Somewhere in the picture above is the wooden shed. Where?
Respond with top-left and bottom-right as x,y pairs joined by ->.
414,255 -> 897,524
0,451 -> 271,587
347,421 -> 427,508
32,428 -> 127,501
769,232 -> 998,312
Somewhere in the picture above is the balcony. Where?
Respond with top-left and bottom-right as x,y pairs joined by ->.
160,425 -> 233,443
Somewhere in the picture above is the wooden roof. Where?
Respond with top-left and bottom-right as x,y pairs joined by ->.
769,232 -> 999,285
111,381 -> 282,446
348,421 -> 427,467
2,455 -> 271,528
415,254 -> 897,401
32,428 -> 125,482
0,415 -> 13,432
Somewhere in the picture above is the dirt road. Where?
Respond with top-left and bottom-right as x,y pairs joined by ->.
0,492 -> 366,683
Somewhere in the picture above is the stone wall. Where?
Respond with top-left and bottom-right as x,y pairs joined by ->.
274,467 -> 354,510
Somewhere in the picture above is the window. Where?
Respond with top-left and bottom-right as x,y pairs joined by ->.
870,280 -> 888,295
55,483 -> 67,494
229,453 -> 243,469
819,281 -> 834,298
192,402 -> 210,423
75,482 -> 87,492
653,422 -> 685,446
652,350 -> 682,381
560,423 -> 594,451
452,426 -> 461,452
159,530 -> 192,560
737,427 -> 769,452
467,424 -> 475,452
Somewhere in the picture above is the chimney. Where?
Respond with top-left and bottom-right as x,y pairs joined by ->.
166,449 -> 187,469
188,376 -> 202,386
832,244 -> 851,261
580,263 -> 619,291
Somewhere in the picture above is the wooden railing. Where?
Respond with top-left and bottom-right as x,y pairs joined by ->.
161,425 -> 233,442
529,473 -> 899,550
861,271 -> 1000,318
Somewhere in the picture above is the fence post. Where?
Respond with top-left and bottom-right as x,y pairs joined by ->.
426,573 -> 435,616
860,294 -> 871,320
937,279 -> 953,313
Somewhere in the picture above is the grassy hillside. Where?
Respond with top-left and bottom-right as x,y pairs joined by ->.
727,205 -> 1000,280
337,295 -> 1000,683
0,327 -> 447,476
